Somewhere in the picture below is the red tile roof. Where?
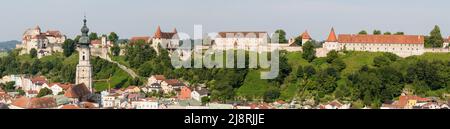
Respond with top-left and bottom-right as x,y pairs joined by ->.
153,26 -> 178,39
44,30 -> 63,37
326,28 -> 338,42
11,96 -> 57,109
338,34 -> 424,44
27,90 -> 38,94
397,95 -> 430,108
301,30 -> 312,39
61,104 -> 80,109
153,75 -> 166,80
328,101 -> 343,107
164,79 -> 185,86
130,36 -> 151,42
64,83 -> 91,98
31,76 -> 47,84
49,83 -> 72,90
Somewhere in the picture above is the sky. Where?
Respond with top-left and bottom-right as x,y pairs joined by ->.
0,0 -> 449,41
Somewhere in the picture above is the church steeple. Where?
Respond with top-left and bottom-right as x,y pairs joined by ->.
78,16 -> 90,45
76,16 -> 93,93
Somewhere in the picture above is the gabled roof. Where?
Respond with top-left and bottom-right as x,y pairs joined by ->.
64,83 -> 91,98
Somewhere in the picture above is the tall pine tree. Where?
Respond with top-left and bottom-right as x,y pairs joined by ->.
426,25 -> 444,48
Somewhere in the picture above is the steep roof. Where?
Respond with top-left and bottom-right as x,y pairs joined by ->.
64,83 -> 91,98
301,30 -> 312,39
338,34 -> 424,44
326,28 -> 338,42
153,26 -> 178,39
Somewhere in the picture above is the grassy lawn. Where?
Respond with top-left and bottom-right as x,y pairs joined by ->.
340,51 -> 384,76
111,55 -> 130,68
93,69 -> 130,91
236,69 -> 276,99
415,52 -> 450,61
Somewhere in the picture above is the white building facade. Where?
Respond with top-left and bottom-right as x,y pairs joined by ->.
322,28 -> 425,57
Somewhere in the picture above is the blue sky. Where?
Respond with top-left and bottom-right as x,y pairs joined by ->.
0,0 -> 449,41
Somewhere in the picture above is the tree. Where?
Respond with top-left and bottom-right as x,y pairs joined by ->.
110,43 -> 120,56
37,87 -> 53,97
358,30 -> 368,35
326,50 -> 338,63
425,25 -> 444,48
89,32 -> 98,40
30,59 -> 41,75
17,89 -> 25,96
74,35 -> 81,43
108,32 -> 119,43
383,32 -> 392,35
62,39 -> 76,57
295,65 -> 304,79
3,81 -> 15,92
264,89 -> 280,103
373,30 -> 382,35
304,65 -> 316,78
373,56 -> 391,67
394,32 -> 404,35
30,48 -> 37,58
331,58 -> 346,72
201,96 -> 210,105
294,36 -> 302,46
273,29 -> 288,43
302,41 -> 316,62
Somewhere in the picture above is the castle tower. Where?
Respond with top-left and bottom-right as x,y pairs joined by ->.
301,30 -> 312,44
323,27 -> 340,51
75,17 -> 93,92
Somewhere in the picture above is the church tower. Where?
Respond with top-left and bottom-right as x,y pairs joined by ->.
76,17 -> 93,92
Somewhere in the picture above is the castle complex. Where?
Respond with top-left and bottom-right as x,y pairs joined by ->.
16,26 -> 66,58
322,28 -> 425,57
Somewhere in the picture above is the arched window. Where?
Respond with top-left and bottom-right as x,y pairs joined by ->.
83,56 -> 85,61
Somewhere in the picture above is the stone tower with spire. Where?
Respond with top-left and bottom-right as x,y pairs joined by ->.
75,16 -> 93,93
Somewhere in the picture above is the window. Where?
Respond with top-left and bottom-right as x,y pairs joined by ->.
83,56 -> 85,61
